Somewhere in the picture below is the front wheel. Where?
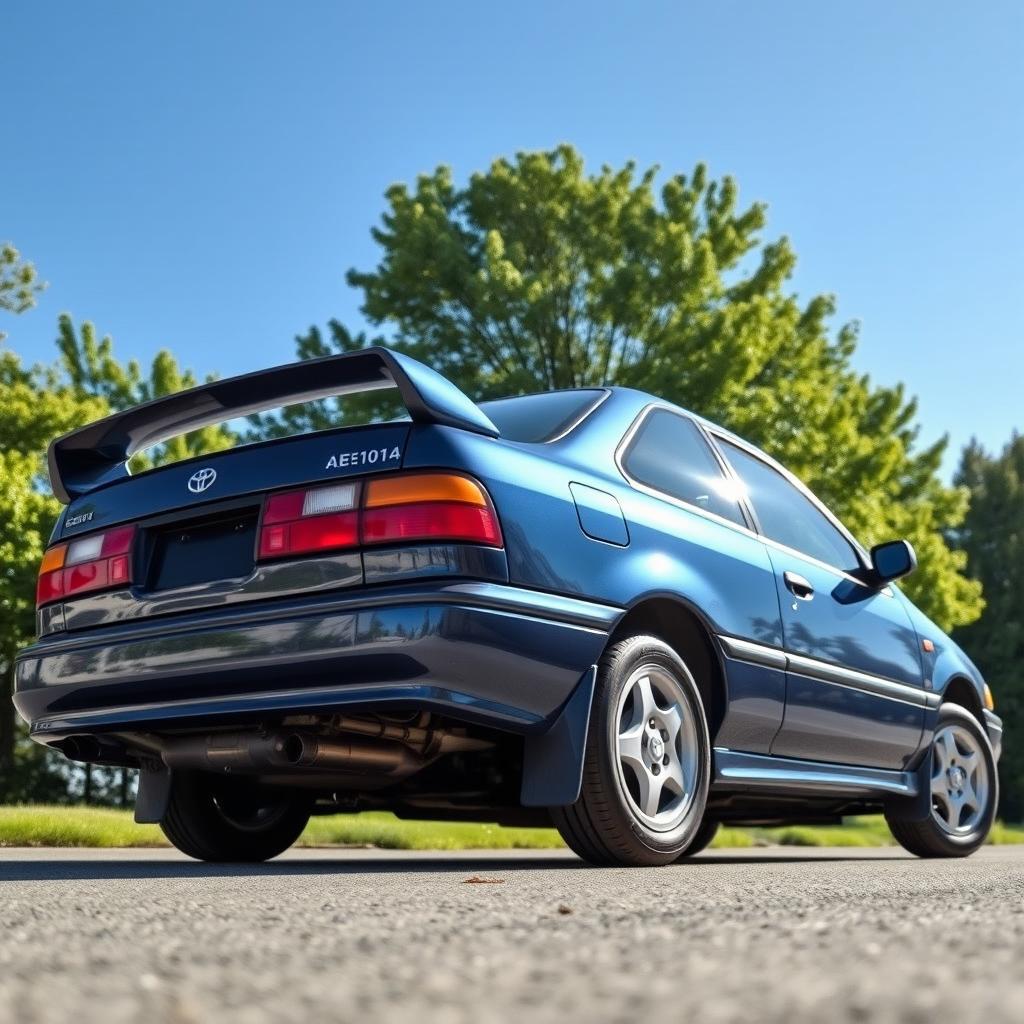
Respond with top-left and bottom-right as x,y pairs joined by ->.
161,772 -> 311,862
552,635 -> 711,866
885,704 -> 997,858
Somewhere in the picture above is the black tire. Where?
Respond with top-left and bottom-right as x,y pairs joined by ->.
552,635 -> 711,866
675,817 -> 720,859
161,771 -> 311,863
885,703 -> 998,858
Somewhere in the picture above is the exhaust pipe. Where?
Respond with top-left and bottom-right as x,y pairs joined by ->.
281,733 -> 423,774
61,735 -> 103,763
160,731 -> 424,777
160,733 -> 293,773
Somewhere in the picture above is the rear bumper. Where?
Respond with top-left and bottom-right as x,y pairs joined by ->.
15,582 -> 619,742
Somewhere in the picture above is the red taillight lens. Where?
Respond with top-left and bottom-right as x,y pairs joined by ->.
362,503 -> 501,546
361,473 -> 502,546
258,511 -> 360,560
258,483 -> 362,561
37,526 -> 137,608
257,473 -> 502,563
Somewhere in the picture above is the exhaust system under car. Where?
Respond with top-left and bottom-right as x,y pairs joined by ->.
76,714 -> 496,782
158,730 -> 428,777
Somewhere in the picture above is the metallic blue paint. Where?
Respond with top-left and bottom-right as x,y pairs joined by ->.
521,666 -> 597,806
17,582 -> 613,738
713,657 -> 787,755
568,482 -> 629,546
762,547 -> 927,768
15,347 -> 1002,820
48,346 -> 497,504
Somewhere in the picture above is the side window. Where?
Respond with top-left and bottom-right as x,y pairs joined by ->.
622,410 -> 746,526
717,439 -> 860,571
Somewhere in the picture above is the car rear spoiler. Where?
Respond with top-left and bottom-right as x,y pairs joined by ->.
48,346 -> 500,504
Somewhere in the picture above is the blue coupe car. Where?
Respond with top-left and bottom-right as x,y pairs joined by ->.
14,347 -> 1003,864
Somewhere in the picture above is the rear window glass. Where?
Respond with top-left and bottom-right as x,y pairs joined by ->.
479,390 -> 606,443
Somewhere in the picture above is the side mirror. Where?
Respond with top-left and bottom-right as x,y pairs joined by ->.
869,539 -> 917,585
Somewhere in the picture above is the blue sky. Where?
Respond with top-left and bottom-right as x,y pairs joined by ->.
3,1 -> 1022,474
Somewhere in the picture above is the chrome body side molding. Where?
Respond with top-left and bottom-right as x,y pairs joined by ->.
717,633 -> 941,709
712,748 -> 919,798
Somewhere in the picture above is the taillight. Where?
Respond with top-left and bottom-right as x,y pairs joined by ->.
258,483 -> 360,560
362,473 -> 502,546
257,473 -> 502,562
37,525 -> 136,607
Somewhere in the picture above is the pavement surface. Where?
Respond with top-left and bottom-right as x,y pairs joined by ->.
0,845 -> 1022,1024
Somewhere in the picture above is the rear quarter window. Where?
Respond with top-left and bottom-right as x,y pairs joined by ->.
621,409 -> 747,527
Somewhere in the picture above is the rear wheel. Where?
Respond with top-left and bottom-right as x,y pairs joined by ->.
161,772 -> 311,862
885,704 -> 997,858
675,817 -> 719,859
552,635 -> 711,866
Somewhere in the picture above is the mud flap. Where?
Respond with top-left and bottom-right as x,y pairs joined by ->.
886,745 -> 933,823
520,666 -> 596,807
135,762 -> 172,824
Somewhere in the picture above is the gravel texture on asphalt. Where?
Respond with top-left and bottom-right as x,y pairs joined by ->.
0,845 -> 1021,1024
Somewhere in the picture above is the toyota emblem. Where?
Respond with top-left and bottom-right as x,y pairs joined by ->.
188,467 -> 218,494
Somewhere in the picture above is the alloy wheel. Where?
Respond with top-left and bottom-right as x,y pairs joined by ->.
613,664 -> 699,832
930,723 -> 990,835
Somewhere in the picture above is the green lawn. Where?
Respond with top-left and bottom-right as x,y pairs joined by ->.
2,805 -> 1023,850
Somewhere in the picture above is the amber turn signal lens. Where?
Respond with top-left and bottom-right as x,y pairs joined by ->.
984,684 -> 995,711
364,473 -> 488,509
40,545 -> 68,574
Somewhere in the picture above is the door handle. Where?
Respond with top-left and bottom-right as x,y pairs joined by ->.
784,571 -> 814,600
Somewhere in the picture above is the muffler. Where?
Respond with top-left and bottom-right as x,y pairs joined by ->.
281,732 -> 423,774
160,733 -> 293,773
159,730 -> 424,777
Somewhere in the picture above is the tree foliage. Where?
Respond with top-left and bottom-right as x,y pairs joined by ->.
56,314 -> 237,468
0,311 -> 234,800
954,435 -> 1024,820
0,243 -> 46,342
0,351 -> 107,796
246,323 -> 402,440
340,145 -> 981,630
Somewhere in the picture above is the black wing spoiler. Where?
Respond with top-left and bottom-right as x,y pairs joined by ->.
48,346 -> 499,504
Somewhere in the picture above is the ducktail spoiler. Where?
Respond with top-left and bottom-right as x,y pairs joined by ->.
48,346 -> 499,504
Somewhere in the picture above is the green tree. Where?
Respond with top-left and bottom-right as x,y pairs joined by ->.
245,322 -> 401,440
954,435 -> 1024,820
0,353 -> 107,798
50,315 -> 236,804
336,144 -> 980,630
0,312 -> 234,802
0,243 -> 46,342
57,314 -> 237,467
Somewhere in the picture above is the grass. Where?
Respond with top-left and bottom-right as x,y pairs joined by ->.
0,805 -> 167,848
2,805 -> 1022,850
298,811 -> 564,851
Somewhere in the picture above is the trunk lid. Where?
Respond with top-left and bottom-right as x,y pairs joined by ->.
55,423 -> 410,542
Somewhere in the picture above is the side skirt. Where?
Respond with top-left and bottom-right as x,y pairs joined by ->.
711,748 -> 919,799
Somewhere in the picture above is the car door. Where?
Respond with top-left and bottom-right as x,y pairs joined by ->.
616,408 -> 788,755
713,435 -> 925,770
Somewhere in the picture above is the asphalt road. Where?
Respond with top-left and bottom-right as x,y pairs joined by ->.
1,845 -> 1022,1024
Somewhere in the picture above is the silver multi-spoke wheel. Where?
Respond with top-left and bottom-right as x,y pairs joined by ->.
552,634 -> 710,866
930,723 -> 990,835
614,664 -> 699,832
886,703 -> 997,859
